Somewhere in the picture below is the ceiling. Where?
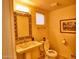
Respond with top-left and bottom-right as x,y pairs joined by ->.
15,0 -> 76,11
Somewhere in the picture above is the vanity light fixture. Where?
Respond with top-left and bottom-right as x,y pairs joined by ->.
15,4 -> 30,13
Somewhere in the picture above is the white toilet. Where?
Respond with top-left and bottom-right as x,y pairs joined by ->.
42,38 -> 58,59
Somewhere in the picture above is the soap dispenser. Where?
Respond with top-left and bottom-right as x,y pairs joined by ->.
32,37 -> 34,41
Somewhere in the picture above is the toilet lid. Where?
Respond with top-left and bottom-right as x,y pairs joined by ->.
44,40 -> 49,51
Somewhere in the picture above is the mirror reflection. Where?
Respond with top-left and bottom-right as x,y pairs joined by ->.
14,11 -> 32,40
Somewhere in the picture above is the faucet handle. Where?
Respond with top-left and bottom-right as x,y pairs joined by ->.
43,37 -> 46,41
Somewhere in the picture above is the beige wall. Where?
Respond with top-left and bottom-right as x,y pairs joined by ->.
31,8 -> 49,41
49,4 -> 76,59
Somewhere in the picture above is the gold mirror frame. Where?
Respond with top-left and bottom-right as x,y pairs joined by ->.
14,11 -> 32,40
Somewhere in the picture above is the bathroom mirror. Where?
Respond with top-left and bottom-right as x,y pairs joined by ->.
14,11 -> 32,40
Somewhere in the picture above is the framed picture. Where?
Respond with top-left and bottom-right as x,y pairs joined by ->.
60,18 -> 76,33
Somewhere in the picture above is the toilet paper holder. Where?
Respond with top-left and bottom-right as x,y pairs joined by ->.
62,39 -> 68,46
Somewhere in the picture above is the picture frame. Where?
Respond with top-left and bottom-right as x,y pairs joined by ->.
60,18 -> 76,33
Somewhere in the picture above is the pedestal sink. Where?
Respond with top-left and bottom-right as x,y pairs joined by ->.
16,41 -> 43,54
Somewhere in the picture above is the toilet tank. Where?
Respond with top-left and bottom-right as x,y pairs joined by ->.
43,39 -> 50,52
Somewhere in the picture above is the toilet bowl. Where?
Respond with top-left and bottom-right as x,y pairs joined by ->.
46,50 -> 57,57
43,38 -> 58,59
46,50 -> 57,59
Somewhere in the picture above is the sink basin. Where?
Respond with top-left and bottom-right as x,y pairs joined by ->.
16,41 -> 43,53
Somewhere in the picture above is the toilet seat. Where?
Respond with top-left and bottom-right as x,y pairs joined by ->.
46,50 -> 57,57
